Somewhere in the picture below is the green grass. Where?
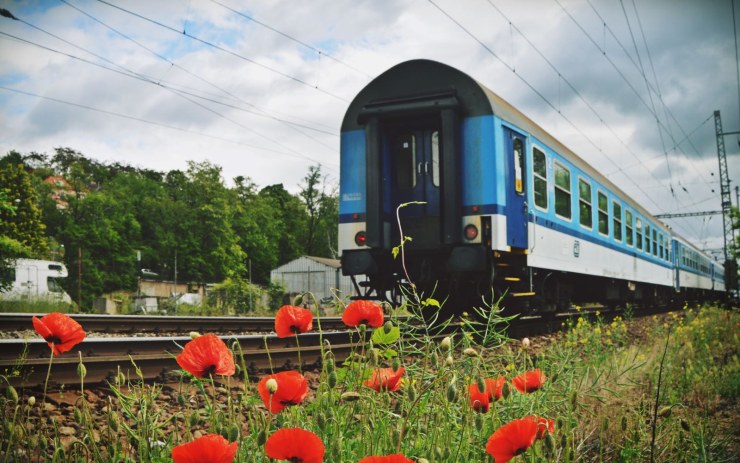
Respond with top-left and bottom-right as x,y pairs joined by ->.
1,300 -> 737,462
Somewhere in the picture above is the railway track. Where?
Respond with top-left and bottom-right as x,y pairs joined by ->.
0,306 -> 670,388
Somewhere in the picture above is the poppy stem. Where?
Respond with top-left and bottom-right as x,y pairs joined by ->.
295,333 -> 302,374
650,328 -> 671,463
42,346 -> 54,406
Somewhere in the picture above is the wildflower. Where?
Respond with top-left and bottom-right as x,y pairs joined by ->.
486,418 -> 539,463
265,378 -> 279,394
468,383 -> 490,413
265,427 -> 325,463
358,454 -> 415,463
512,368 -> 546,393
485,377 -> 506,401
32,312 -> 86,355
176,333 -> 235,378
463,347 -> 479,357
341,300 -> 384,328
258,370 -> 308,413
440,336 -> 452,350
526,415 -> 555,439
521,337 -> 531,349
172,433 -> 238,463
364,367 -> 404,392
275,305 -> 314,338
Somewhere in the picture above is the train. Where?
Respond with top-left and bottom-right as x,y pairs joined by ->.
0,258 -> 73,303
338,59 -> 729,314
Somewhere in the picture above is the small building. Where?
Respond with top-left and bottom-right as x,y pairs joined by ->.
270,256 -> 354,302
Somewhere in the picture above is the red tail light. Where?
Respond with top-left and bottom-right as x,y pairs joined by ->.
355,231 -> 367,247
464,224 -> 479,241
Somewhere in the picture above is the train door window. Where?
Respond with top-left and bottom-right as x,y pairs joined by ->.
431,131 -> 440,187
578,178 -> 592,228
645,225 -> 652,254
636,218 -> 643,250
613,201 -> 622,242
393,133 -> 417,189
532,147 -> 547,210
513,137 -> 524,195
554,162 -> 571,219
652,228 -> 658,256
625,210 -> 633,246
597,191 -> 608,236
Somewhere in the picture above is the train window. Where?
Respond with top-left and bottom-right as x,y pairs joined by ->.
613,201 -> 622,242
578,178 -> 592,228
513,137 -> 524,195
625,210 -> 633,246
431,131 -> 440,187
598,191 -> 608,236
645,225 -> 651,254
533,147 -> 548,209
393,133 -> 416,189
652,228 -> 658,256
636,218 -> 643,250
554,163 -> 571,219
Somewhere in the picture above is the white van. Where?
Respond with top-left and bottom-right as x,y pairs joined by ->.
0,258 -> 73,303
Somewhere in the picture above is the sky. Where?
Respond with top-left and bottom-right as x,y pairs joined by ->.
0,0 -> 738,257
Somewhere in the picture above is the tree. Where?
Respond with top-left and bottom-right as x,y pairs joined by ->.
0,160 -> 48,256
259,183 -> 307,265
298,165 -> 338,258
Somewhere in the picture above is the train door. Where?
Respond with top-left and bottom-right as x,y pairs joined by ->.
504,127 -> 528,249
388,126 -> 441,249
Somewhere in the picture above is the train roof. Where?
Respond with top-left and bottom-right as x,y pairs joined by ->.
343,59 -> 666,231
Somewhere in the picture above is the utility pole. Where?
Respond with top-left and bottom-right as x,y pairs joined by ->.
714,110 -> 738,290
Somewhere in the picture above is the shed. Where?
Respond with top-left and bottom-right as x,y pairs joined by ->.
270,256 -> 354,302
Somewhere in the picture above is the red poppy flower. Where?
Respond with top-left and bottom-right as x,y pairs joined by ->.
176,333 -> 235,378
32,312 -> 86,355
341,300 -> 384,328
357,454 -> 415,463
258,370 -> 309,414
526,415 -> 555,439
265,427 -> 325,463
468,383 -> 490,413
364,367 -> 404,392
512,368 -> 546,393
275,305 -> 314,338
485,377 -> 506,401
486,417 -> 539,463
172,433 -> 238,463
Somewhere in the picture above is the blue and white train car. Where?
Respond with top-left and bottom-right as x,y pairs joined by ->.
339,59 -> 725,311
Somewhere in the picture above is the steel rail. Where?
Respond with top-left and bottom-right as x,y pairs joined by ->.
0,313 -> 354,334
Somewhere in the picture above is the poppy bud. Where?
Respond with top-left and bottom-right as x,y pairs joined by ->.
522,337 -> 531,349
501,382 -> 512,399
440,336 -> 452,351
359,324 -> 367,336
544,433 -> 555,453
556,417 -> 565,429
256,429 -> 266,446
6,386 -> 17,403
189,331 -> 201,339
463,347 -> 479,357
658,406 -> 672,418
475,413 -> 483,431
418,459 -> 430,463
445,355 -> 454,367
39,436 -> 48,450
431,351 -> 439,366
620,415 -> 628,431
328,371 -> 337,388
434,447 -> 443,460
27,396 -> 36,407
447,382 -> 457,402
265,378 -> 278,394
108,413 -> 118,432
369,348 -> 380,366
189,413 -> 199,427
476,378 -> 486,393
77,361 -> 87,380
570,390 -> 578,409
383,320 -> 394,334
326,356 -> 335,374
560,433 -> 568,449
407,386 -> 416,402
680,418 -> 690,432
74,407 -> 83,423
317,412 -> 327,430
228,423 -> 239,441
392,357 -> 401,371
116,371 -> 126,386
340,391 -> 361,402
177,394 -> 186,406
